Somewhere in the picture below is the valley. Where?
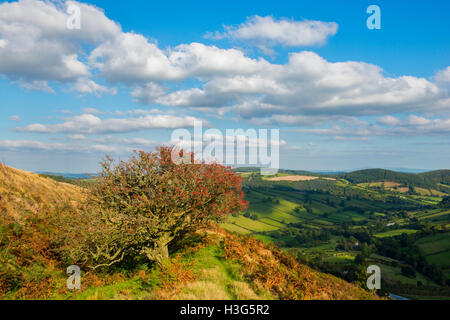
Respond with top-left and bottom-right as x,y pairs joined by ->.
222,168 -> 450,299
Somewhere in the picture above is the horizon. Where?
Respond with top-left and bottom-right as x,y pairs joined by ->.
1,0 -> 449,173
30,166 -> 450,176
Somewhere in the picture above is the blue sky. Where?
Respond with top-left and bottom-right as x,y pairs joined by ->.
0,0 -> 449,172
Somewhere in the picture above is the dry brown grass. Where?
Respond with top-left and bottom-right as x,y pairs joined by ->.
0,164 -> 90,299
0,163 -> 86,222
221,228 -> 380,300
383,181 -> 401,188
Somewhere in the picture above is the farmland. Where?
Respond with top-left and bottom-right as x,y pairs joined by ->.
417,233 -> 450,278
221,168 -> 450,299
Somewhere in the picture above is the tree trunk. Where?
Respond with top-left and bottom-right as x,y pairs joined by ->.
144,233 -> 173,267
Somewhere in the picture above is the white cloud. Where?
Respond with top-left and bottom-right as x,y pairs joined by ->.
0,0 -> 119,83
14,79 -> 55,93
81,107 -> 102,114
0,139 -> 116,153
0,136 -> 160,154
93,136 -> 158,147
90,37 -> 270,83
89,32 -> 176,83
0,140 -> 52,150
294,115 -> 450,140
69,78 -> 116,96
170,132 -> 286,164
68,134 -> 86,140
0,1 -> 448,133
17,113 -> 205,134
377,115 -> 401,126
208,15 -> 338,48
407,115 -> 432,126
149,51 -> 448,124
435,66 -> 450,83
131,82 -> 166,104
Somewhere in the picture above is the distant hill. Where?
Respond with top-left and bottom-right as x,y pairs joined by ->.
339,169 -> 437,188
36,171 -> 96,179
233,167 -> 329,177
419,170 -> 450,185
384,168 -> 430,174
235,167 -> 450,189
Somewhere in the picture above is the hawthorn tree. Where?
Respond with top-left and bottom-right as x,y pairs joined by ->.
85,146 -> 247,267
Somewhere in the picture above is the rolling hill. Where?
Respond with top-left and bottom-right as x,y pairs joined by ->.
235,167 -> 450,190
339,169 -> 436,188
419,170 -> 450,185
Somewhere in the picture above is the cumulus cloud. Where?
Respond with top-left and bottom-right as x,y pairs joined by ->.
435,66 -> 450,94
90,38 -> 270,83
0,0 -> 119,88
131,82 -> 167,104
0,135 -> 161,155
377,115 -> 401,126
16,113 -> 204,134
207,15 -> 338,49
1,1 -> 449,133
0,139 -> 117,153
134,51 -> 447,125
68,78 -> 116,96
435,66 -> 450,83
294,115 -> 450,140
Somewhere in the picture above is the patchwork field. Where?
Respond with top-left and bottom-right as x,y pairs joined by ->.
374,229 -> 420,238
378,264 -> 437,286
417,232 -> 450,270
267,175 -> 318,181
225,168 -> 450,299
267,175 -> 336,182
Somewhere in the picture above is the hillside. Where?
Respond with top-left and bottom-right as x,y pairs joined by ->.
227,169 -> 450,299
235,167 -> 450,190
0,164 -> 377,300
0,163 -> 85,221
419,170 -> 450,185
339,169 -> 435,188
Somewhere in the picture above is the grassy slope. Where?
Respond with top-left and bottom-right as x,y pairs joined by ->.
416,232 -> 450,277
0,163 -> 85,221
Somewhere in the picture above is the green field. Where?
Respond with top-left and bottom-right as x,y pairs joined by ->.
226,169 -> 450,299
374,229 -> 420,238
224,215 -> 279,232
417,232 -> 450,271
378,264 -> 437,286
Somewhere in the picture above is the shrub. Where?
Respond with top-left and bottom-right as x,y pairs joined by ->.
64,147 -> 248,269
